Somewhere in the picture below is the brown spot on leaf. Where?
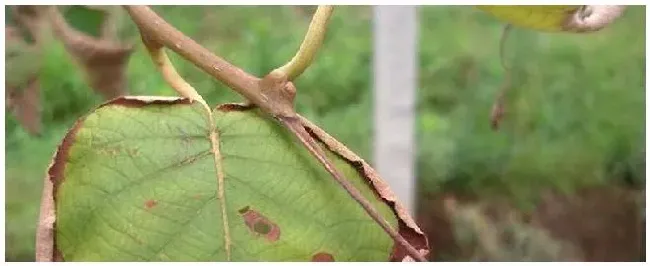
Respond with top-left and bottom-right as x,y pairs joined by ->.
144,200 -> 157,209
48,96 -> 191,194
311,252 -> 335,262
253,221 -> 271,234
239,207 -> 280,242
238,206 -> 250,214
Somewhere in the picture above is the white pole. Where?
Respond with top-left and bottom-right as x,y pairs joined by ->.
372,6 -> 418,215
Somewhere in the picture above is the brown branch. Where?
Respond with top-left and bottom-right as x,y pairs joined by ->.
7,6 -> 49,136
123,6 -> 295,118
47,6 -> 133,100
11,6 -> 49,44
123,5 -> 425,261
279,117 -> 428,262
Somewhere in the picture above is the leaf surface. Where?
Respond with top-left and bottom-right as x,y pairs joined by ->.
43,96 -> 427,261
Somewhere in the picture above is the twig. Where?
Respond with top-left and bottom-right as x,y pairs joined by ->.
47,6 -> 134,99
123,6 -> 294,117
123,5 -> 425,261
274,5 -> 333,80
139,33 -> 206,105
279,117 -> 428,262
490,23 -> 512,130
498,24 -> 512,73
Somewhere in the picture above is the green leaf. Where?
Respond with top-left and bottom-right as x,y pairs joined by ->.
476,6 -> 581,32
47,96 -> 417,261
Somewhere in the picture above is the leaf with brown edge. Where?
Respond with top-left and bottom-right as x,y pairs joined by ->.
37,96 -> 427,261
295,114 -> 430,261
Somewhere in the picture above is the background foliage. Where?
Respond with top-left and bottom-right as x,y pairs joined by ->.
5,6 -> 645,261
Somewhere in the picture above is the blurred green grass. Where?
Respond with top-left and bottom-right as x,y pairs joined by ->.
4,6 -> 645,261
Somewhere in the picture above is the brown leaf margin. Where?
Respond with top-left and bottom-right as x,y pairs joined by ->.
217,103 -> 431,262
35,96 -> 192,262
36,98 -> 430,261
297,115 -> 431,262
